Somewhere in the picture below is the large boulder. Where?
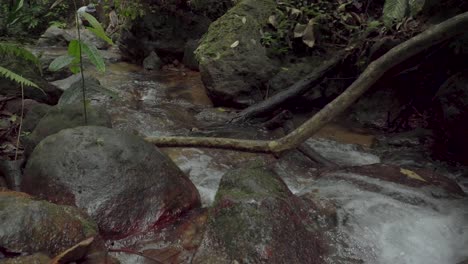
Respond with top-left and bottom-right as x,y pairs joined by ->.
22,104 -> 112,158
0,190 -> 98,258
0,55 -> 62,104
21,126 -> 201,239
195,0 -> 278,107
192,163 -> 324,264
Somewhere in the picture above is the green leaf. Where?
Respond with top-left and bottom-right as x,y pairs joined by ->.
14,0 -> 24,12
0,43 -> 41,70
0,66 -> 40,89
81,43 -> 105,72
49,55 -> 75,71
81,12 -> 114,45
68,39 -> 80,58
67,40 -> 81,73
383,0 -> 409,26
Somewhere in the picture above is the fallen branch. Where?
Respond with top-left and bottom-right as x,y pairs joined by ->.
232,52 -> 344,122
146,12 -> 468,154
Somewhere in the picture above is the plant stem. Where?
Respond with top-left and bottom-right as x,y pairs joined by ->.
14,83 -> 24,160
73,0 -> 88,125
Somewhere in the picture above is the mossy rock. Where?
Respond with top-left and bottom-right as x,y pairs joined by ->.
195,0 -> 278,107
0,191 -> 98,258
192,163 -> 325,264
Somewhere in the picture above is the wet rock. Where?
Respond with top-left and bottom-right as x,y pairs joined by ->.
0,160 -> 22,191
192,163 -> 324,264
328,164 -> 465,198
37,27 -> 108,50
22,104 -> 112,158
36,26 -> 72,47
143,51 -> 162,71
182,39 -> 200,70
0,55 -> 62,104
0,191 -> 98,258
22,103 -> 52,133
58,76 -> 117,107
196,0 -> 278,107
0,253 -> 51,264
22,126 -> 201,239
51,73 -> 94,92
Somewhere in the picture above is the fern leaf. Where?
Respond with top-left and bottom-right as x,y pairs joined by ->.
81,42 -> 105,72
81,12 -> 114,45
0,43 -> 41,72
0,66 -> 39,88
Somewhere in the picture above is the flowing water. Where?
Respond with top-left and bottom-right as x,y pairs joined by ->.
40,47 -> 468,263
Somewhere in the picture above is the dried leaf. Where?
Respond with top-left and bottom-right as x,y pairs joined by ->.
242,17 -> 246,24
302,19 -> 316,48
230,40 -> 240,48
290,8 -> 302,16
400,168 -> 426,182
268,15 -> 277,28
293,23 -> 307,38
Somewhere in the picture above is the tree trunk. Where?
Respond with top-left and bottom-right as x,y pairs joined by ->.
146,12 -> 468,155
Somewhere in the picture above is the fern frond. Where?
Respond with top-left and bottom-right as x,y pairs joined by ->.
0,65 -> 39,88
0,42 -> 41,68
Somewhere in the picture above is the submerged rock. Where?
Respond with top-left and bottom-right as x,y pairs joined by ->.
192,163 -> 324,264
195,0 -> 278,107
0,190 -> 97,258
22,126 -> 201,239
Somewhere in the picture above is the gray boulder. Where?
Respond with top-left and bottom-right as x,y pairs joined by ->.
195,0 -> 278,107
22,126 -> 201,239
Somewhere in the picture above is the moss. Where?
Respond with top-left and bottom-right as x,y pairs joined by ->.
210,203 -> 271,257
214,165 -> 291,202
195,0 -> 276,62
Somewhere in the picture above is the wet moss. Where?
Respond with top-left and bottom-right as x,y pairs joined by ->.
214,164 -> 291,202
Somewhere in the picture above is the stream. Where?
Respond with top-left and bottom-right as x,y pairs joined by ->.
36,47 -> 468,264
